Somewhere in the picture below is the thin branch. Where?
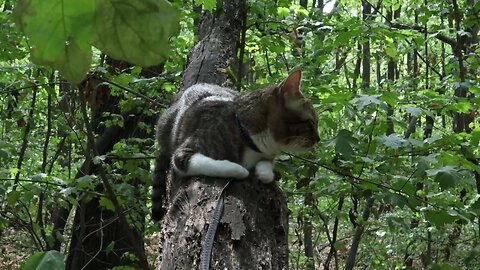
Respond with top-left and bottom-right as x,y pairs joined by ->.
81,212 -> 105,270
363,0 -> 457,47
286,153 -> 432,207
95,75 -> 165,108
0,178 -> 105,197
103,154 -> 156,160
13,85 -> 37,190
79,88 -> 149,269
362,0 -> 448,78
0,82 -> 70,95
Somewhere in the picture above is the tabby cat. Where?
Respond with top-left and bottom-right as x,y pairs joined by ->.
152,70 -> 319,220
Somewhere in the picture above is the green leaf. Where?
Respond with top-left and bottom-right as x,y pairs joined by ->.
76,175 -> 97,189
13,0 -> 95,83
7,190 -> 20,207
99,196 -> 115,212
424,209 -> 457,227
383,193 -> 408,209
333,129 -> 357,159
426,166 -> 461,190
333,241 -> 343,251
384,37 -> 398,60
447,99 -> 472,113
377,134 -> 404,149
295,8 -> 308,18
334,27 -> 361,46
380,92 -> 398,106
20,250 -> 65,270
105,241 -> 116,254
277,7 -> 290,18
31,173 -> 47,182
470,128 -> 480,147
352,94 -> 382,109
48,40 -> 92,84
403,105 -> 422,117
322,92 -> 353,104
470,198 -> 480,215
0,149 -> 9,160
94,0 -> 180,67
195,0 -> 216,11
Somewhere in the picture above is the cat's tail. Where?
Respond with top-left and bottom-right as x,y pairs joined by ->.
152,103 -> 178,221
151,152 -> 170,221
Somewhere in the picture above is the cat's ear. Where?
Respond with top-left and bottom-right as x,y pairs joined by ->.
278,70 -> 303,99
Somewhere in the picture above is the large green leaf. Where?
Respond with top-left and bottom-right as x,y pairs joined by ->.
333,129 -> 357,159
13,0 -> 95,83
383,193 -> 408,209
352,94 -> 382,110
13,0 -> 179,83
377,134 -> 404,149
20,250 -> 65,270
94,0 -> 180,67
424,209 -> 457,227
99,196 -> 115,211
426,166 -> 461,190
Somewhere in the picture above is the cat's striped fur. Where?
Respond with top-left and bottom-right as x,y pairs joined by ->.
152,70 -> 319,220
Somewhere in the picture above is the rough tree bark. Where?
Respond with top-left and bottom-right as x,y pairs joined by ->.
156,0 -> 289,269
63,59 -> 162,269
65,72 -> 153,269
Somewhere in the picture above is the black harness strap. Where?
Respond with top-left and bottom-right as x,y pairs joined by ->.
199,180 -> 232,270
234,114 -> 261,153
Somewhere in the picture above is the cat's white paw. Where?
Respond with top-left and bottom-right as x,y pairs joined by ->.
255,161 -> 275,183
218,160 -> 250,179
187,153 -> 249,179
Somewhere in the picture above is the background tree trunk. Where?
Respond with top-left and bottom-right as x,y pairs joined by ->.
156,0 -> 289,268
64,60 -> 161,269
65,76 -> 153,269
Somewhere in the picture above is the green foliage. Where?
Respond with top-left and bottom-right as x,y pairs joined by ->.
13,0 -> 95,83
13,0 -> 179,83
20,251 -> 65,270
94,0 -> 180,67
194,0 -> 217,11
331,129 -> 357,159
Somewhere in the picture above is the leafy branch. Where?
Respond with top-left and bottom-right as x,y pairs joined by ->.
13,0 -> 180,83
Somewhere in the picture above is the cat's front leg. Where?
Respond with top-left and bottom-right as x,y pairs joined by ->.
255,160 -> 275,183
174,151 -> 249,179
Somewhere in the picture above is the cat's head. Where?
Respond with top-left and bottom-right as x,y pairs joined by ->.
267,70 -> 320,152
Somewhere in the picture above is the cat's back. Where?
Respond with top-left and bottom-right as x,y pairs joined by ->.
180,83 -> 238,105
171,84 -> 238,142
175,83 -> 237,118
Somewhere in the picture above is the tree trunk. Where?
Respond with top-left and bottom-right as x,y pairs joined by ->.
361,0 -> 371,89
65,81 -> 153,269
156,0 -> 289,268
344,3 -> 374,269
64,60 -> 161,269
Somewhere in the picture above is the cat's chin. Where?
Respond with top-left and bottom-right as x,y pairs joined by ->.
282,139 -> 317,152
